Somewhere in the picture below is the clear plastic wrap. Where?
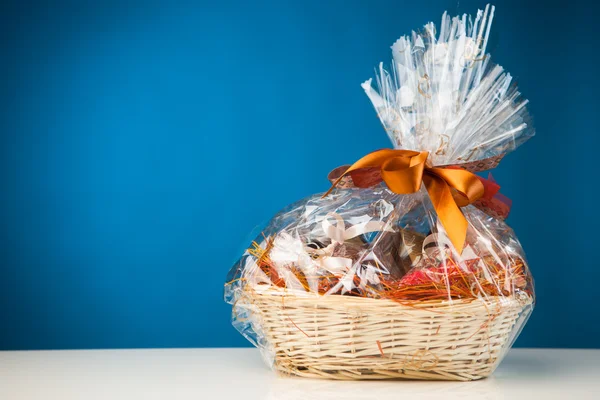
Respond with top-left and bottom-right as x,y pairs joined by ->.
225,4 -> 534,381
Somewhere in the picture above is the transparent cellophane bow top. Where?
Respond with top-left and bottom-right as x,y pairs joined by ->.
225,4 -> 535,381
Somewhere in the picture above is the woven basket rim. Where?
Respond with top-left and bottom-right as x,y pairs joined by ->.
244,285 -> 532,310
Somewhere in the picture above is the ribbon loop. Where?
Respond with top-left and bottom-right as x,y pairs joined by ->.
325,149 -> 487,253
426,168 -> 484,206
381,152 -> 427,194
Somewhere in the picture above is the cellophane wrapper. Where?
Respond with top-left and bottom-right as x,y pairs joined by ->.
225,4 -> 535,375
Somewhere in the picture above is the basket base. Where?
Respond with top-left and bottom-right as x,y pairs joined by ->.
274,356 -> 495,381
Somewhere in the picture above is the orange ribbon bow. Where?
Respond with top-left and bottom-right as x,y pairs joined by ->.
324,149 -> 486,253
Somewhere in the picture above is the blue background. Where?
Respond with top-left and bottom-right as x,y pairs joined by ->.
1,0 -> 598,350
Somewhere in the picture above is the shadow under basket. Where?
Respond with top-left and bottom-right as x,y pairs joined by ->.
245,287 -> 533,381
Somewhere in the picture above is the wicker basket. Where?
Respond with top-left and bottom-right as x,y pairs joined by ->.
246,287 -> 532,381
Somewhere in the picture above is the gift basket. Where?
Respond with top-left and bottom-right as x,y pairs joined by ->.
225,4 -> 534,381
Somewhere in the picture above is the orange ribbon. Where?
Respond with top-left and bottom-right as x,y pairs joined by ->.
323,149 -> 485,253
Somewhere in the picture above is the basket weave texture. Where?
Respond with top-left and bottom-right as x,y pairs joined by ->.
246,288 -> 532,381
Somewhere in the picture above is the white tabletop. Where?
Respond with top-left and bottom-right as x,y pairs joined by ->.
0,348 -> 598,399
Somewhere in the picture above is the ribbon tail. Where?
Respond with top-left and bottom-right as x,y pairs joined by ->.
423,174 -> 468,254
